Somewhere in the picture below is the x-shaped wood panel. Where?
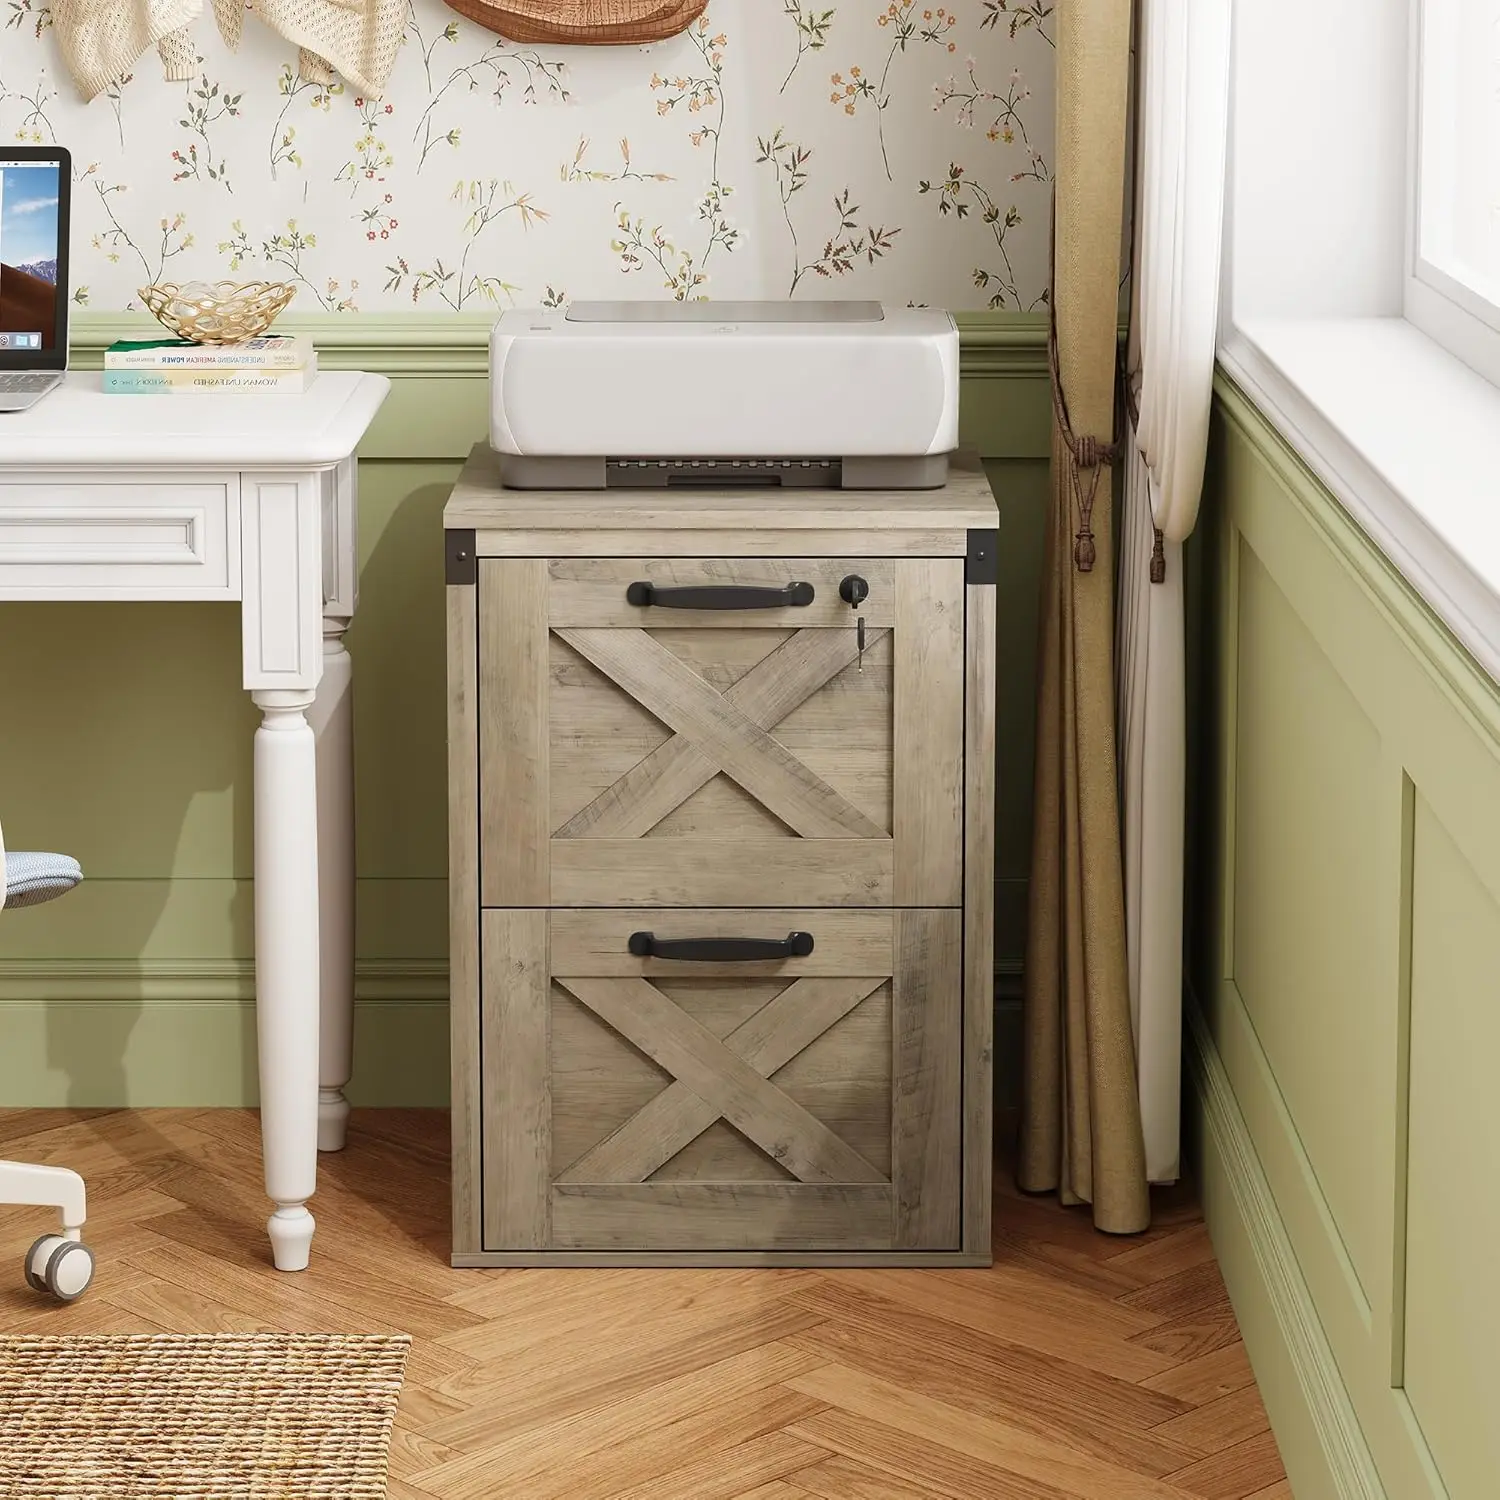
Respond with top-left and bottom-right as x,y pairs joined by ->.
555,626 -> 888,841
555,974 -> 888,1185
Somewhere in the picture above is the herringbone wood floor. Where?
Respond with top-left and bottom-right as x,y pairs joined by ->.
0,1109 -> 1288,1499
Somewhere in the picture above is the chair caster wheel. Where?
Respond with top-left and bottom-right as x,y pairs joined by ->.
25,1235 -> 95,1301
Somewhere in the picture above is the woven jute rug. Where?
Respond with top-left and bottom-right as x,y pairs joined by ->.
0,1333 -> 410,1498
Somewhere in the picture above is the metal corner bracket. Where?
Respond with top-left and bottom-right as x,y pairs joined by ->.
446,528 -> 477,586
966,528 -> 999,586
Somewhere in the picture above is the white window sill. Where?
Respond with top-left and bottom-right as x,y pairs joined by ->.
1217,316 -> 1500,687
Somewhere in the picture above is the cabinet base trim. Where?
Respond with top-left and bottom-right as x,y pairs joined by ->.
549,1181 -> 899,1253
453,1250 -> 993,1268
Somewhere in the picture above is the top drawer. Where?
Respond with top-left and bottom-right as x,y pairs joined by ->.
0,475 -> 237,598
477,557 -> 965,908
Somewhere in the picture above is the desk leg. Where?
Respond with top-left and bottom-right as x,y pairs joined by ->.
313,616 -> 355,1153
253,687 -> 321,1273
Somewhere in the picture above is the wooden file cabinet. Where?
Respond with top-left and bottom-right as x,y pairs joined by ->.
445,445 -> 998,1266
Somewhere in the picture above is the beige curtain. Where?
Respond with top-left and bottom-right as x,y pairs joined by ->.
1019,0 -> 1150,1234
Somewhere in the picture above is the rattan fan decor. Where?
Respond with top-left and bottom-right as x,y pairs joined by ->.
441,0 -> 706,44
139,280 -> 297,344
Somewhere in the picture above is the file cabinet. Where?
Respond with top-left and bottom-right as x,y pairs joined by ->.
446,444 -> 997,1265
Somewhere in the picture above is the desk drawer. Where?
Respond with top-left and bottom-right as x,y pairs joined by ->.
0,476 -> 237,597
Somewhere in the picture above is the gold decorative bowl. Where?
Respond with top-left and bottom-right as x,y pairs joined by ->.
139,280 -> 297,344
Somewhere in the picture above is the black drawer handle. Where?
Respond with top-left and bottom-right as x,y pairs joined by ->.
625,581 -> 815,610
627,931 -> 815,962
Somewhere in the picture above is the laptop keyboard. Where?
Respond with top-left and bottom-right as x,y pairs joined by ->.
0,371 -> 59,392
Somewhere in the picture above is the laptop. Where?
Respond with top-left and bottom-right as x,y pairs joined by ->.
0,144 -> 70,413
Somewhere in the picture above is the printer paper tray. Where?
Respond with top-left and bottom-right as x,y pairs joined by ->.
497,454 -> 950,491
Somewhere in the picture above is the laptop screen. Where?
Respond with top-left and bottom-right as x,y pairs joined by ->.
0,157 -> 64,358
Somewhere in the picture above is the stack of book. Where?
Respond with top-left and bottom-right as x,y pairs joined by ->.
101,334 -> 317,393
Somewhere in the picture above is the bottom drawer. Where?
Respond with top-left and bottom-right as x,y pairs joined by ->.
481,907 -> 961,1256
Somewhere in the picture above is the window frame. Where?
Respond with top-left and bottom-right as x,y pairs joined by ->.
1216,0 -> 1500,688
1405,0 -> 1500,387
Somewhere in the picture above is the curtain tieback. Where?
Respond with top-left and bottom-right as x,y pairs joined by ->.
1047,311 -> 1118,573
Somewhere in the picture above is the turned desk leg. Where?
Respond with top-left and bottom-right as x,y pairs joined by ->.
252,688 -> 321,1273
312,617 -> 355,1153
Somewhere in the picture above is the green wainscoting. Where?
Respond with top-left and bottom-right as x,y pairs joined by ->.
0,311 -> 1049,1108
1190,375 -> 1500,1500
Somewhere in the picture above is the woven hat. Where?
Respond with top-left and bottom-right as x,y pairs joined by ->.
442,0 -> 706,44
501,0 -> 676,20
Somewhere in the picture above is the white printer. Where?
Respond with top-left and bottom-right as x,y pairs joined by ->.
489,300 -> 959,489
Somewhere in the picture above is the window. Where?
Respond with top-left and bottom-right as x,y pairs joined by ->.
1217,0 -> 1500,685
1409,0 -> 1500,383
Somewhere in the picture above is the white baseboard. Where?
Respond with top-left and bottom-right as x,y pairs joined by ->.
1185,995 -> 1386,1500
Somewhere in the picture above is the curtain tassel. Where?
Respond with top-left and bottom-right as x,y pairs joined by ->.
1150,527 -> 1166,584
1061,429 -> 1114,574
1048,305 -> 1117,575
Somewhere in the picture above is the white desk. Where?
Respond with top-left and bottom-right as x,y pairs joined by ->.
0,370 -> 389,1271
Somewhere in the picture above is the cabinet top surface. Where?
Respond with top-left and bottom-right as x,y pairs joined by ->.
444,443 -> 997,531
0,371 -> 389,469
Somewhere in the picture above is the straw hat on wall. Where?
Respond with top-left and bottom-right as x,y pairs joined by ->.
441,0 -> 706,44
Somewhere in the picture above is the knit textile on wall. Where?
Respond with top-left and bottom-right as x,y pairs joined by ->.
0,0 -> 1056,311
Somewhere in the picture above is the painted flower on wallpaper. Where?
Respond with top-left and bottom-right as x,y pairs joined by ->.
0,67 -> 56,142
100,78 -> 129,149
757,128 -> 897,298
781,1 -> 834,94
919,161 -> 1044,311
648,16 -> 728,173
614,15 -> 736,300
611,189 -> 736,302
384,178 -> 545,309
4,0 -> 51,40
561,137 -> 672,184
219,218 -> 359,310
92,179 -> 195,294
832,1 -> 957,181
980,0 -> 1054,47
934,62 -> 1047,182
268,64 -> 340,179
406,7 -> 569,172
172,71 -> 242,191
359,195 -> 399,240
335,95 -> 396,195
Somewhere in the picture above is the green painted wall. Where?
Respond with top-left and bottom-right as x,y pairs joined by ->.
0,311 -> 1050,1108
1190,375 -> 1500,1500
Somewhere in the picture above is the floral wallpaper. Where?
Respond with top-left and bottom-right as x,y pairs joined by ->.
0,0 -> 1055,312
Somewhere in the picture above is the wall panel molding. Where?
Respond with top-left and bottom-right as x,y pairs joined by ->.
0,957 -> 447,1003
1214,374 -> 1500,749
70,312 -> 1115,461
71,311 -> 1059,377
1198,377 -> 1500,1500
1187,994 -> 1387,1500
0,960 -> 1011,1112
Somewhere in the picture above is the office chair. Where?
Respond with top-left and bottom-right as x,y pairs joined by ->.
0,810 -> 95,1300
